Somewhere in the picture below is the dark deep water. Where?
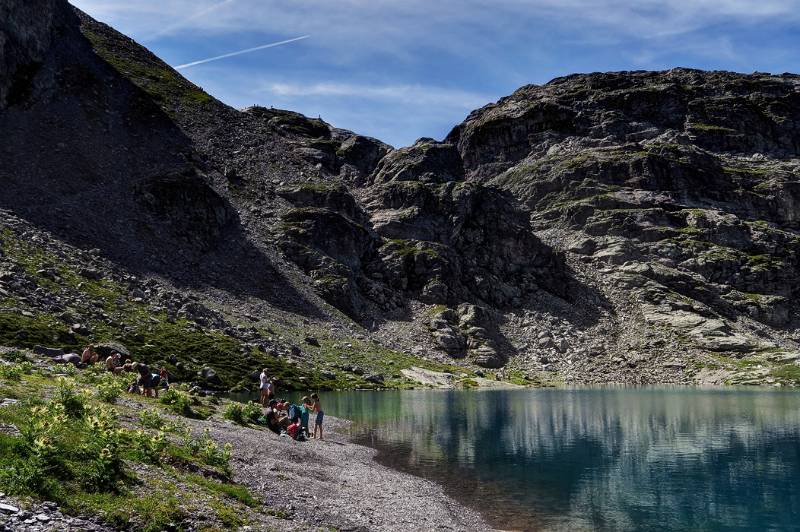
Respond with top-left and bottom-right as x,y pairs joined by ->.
321,387 -> 800,531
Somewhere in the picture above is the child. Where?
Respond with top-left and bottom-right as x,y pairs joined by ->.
300,396 -> 313,439
159,367 -> 170,390
311,393 -> 324,440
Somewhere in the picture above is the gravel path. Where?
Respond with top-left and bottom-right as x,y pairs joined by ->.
189,414 -> 492,531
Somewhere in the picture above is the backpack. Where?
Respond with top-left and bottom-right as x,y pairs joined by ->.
287,421 -> 305,441
287,404 -> 301,423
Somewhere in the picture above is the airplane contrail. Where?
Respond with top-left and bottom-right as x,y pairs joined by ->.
174,35 -> 311,70
145,0 -> 237,42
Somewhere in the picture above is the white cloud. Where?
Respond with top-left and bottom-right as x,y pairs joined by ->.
265,82 -> 490,109
69,0 -> 800,44
68,0 -> 800,145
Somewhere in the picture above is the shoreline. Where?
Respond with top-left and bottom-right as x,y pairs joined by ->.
188,412 -> 492,531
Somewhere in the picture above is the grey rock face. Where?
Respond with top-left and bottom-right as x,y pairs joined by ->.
2,0 -> 799,386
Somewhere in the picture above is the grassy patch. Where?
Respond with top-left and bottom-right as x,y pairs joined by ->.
688,122 -> 738,133
0,370 -> 250,530
186,473 -> 258,507
65,489 -> 187,532
383,239 -> 441,260
81,26 -> 213,110
770,364 -> 800,383
747,254 -> 783,271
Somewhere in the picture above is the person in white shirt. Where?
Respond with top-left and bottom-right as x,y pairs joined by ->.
259,368 -> 270,406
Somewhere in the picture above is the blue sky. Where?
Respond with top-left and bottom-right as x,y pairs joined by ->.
70,0 -> 800,147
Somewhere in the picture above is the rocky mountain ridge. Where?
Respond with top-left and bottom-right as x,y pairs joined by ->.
1,0 -> 799,388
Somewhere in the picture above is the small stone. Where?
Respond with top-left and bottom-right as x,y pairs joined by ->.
0,503 -> 18,513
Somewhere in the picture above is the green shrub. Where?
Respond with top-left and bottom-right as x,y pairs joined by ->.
223,401 -> 262,425
2,350 -> 29,363
138,409 -> 166,430
128,429 -> 167,464
95,373 -> 125,404
0,364 -> 24,381
159,388 -> 194,417
180,427 -> 231,470
1,400 -> 127,497
79,406 -> 125,491
79,364 -> 107,384
55,378 -> 88,418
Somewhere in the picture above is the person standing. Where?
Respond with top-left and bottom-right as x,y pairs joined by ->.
259,368 -> 270,406
311,393 -> 324,440
266,379 -> 275,401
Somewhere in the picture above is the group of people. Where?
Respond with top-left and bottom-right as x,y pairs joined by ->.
82,344 -> 169,398
48,348 -> 326,438
257,368 -> 324,441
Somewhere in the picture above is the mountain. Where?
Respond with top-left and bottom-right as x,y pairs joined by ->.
1,0 -> 799,389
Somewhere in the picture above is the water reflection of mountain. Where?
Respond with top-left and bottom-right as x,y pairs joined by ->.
332,389 -> 800,531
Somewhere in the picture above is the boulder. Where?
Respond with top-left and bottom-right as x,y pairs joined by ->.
365,373 -> 385,384
472,345 -> 504,368
33,345 -> 64,358
78,268 -> 103,280
95,342 -> 131,358
433,326 -> 467,357
199,366 -> 223,386
304,336 -> 320,347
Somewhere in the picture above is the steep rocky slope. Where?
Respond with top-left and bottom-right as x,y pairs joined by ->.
2,0 -> 799,388
447,70 -> 800,384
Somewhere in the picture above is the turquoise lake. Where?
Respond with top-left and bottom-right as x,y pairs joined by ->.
321,387 -> 800,531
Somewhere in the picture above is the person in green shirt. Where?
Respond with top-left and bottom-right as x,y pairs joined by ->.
300,396 -> 313,439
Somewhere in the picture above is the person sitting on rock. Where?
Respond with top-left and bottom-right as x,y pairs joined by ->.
275,401 -> 291,430
265,399 -> 281,434
81,345 -> 98,365
105,352 -> 121,372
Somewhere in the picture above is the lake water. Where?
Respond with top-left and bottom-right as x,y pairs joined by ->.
321,387 -> 800,531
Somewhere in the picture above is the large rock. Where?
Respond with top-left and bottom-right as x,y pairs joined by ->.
95,342 -> 131,358
33,345 -> 64,358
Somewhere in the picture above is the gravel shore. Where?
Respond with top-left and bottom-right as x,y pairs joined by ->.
193,414 -> 491,531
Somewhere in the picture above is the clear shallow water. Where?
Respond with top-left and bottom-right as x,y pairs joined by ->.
322,387 -> 800,531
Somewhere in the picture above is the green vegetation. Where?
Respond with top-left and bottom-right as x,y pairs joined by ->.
770,364 -> 800,383
262,322 -> 475,389
747,254 -> 783,271
95,372 -> 126,403
0,364 -> 256,530
222,401 -> 262,425
81,27 -> 213,110
0,226 -> 347,391
688,122 -> 738,133
384,238 -> 441,260
0,207 -> 483,394
159,387 -> 198,418
458,378 -> 479,389
296,182 -> 341,194
722,166 -> 769,176
742,292 -> 765,302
